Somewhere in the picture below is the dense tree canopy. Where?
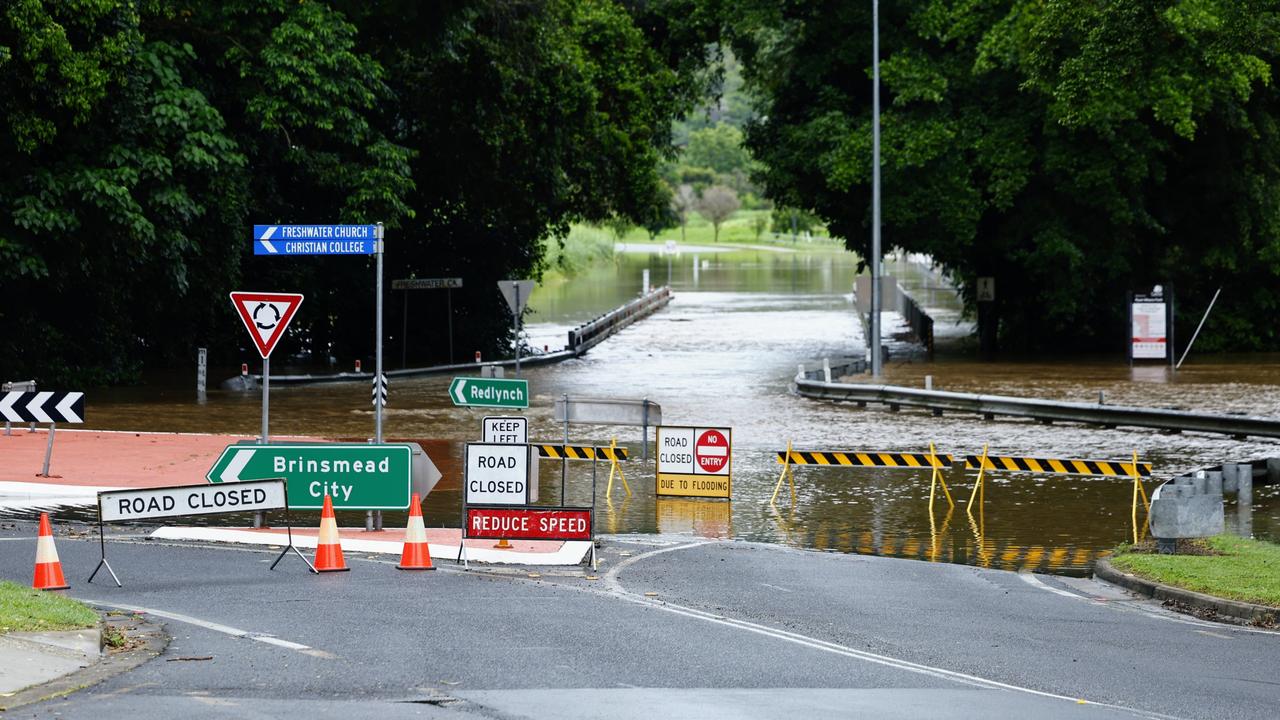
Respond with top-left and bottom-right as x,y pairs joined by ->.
0,0 -> 715,383
727,0 -> 1280,352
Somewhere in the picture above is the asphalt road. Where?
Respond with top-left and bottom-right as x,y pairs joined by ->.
0,522 -> 1275,719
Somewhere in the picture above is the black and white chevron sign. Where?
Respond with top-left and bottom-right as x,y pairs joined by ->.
0,391 -> 84,423
371,374 -> 388,407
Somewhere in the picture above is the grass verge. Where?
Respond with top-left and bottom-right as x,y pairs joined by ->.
1110,535 -> 1280,608
0,580 -> 98,633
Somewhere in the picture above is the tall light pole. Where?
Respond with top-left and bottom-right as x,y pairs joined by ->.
870,0 -> 883,376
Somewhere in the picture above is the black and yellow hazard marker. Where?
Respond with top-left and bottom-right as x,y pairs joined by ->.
535,444 -> 629,461
774,451 -> 954,468
963,454 -> 1151,477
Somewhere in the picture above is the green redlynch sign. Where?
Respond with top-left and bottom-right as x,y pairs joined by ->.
205,443 -> 412,510
449,377 -> 529,409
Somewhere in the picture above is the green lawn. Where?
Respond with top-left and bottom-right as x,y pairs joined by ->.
0,580 -> 98,633
1110,535 -> 1280,607
625,209 -> 845,250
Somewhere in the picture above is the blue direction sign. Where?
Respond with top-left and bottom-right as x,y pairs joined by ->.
253,224 -> 379,256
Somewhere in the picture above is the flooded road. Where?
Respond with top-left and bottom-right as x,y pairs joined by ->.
14,244 -> 1279,573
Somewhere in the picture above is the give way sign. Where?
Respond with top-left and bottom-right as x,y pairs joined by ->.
230,292 -> 303,358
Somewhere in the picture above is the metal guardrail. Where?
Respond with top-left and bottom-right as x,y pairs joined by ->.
895,287 -> 934,356
794,376 -> 1280,439
568,286 -> 672,355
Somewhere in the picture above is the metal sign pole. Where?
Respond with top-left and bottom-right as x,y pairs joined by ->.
402,290 -> 408,370
447,288 -> 454,364
40,422 -> 55,477
374,223 -> 385,531
870,0 -> 883,377
514,283 -> 522,376
262,356 -> 270,444
375,222 -> 385,444
86,495 -> 121,587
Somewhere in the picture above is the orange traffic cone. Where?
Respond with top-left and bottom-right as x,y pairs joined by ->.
33,513 -> 69,591
313,494 -> 349,573
397,493 -> 434,571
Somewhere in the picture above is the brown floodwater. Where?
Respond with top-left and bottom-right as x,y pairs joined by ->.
10,246 -> 1279,573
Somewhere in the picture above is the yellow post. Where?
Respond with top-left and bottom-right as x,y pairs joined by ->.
771,440 -> 796,505
1130,450 -> 1141,545
966,444 -> 989,517
1130,450 -> 1150,541
606,437 -> 631,498
930,442 -> 954,508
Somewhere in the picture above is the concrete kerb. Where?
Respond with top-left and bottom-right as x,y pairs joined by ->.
1093,558 -> 1278,626
0,610 -> 168,711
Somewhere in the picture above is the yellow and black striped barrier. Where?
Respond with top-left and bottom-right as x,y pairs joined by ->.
963,455 -> 1151,477
774,451 -> 954,468
535,444 -> 629,461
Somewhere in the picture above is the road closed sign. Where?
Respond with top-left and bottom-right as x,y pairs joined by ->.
465,443 -> 531,505
656,426 -> 732,498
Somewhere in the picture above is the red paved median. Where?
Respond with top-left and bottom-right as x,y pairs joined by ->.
0,429 -> 323,489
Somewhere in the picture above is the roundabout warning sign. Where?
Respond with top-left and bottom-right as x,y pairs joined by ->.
656,425 -> 732,499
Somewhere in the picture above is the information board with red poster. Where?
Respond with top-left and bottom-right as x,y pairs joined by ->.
655,425 -> 732,498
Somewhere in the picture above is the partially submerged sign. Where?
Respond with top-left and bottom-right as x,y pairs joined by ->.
1131,285 -> 1171,361
206,443 -> 413,510
464,442 -> 531,505
656,425 -> 733,499
553,397 -> 661,427
465,506 -> 592,541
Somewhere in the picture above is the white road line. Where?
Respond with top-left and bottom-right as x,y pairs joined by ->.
1019,571 -> 1280,636
604,541 -> 1183,720
1018,572 -> 1085,599
82,599 -> 324,657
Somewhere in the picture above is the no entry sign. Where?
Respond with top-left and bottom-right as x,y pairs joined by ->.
656,425 -> 732,499
465,506 -> 592,541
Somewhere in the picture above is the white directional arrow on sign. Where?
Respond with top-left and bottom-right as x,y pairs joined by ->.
0,392 -> 19,422
218,448 -> 256,483
54,393 -> 83,423
451,379 -> 467,405
26,391 -> 53,423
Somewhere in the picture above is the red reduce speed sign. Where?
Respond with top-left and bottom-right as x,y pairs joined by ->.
695,430 -> 729,474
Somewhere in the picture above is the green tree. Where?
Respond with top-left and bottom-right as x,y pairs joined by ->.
728,0 -> 1280,352
685,123 -> 751,175
695,184 -> 740,242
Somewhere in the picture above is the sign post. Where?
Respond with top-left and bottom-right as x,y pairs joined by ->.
392,277 -> 463,367
251,222 -> 385,528
89,479 -> 312,586
497,280 -> 535,376
655,425 -> 733,499
229,292 -> 303,448
1130,285 -> 1173,367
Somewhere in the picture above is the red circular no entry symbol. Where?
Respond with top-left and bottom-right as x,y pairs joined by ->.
695,429 -> 729,474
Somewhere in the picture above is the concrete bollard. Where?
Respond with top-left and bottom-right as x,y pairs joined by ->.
1215,469 -> 1233,494
1098,390 -> 1105,405
1205,471 -> 1223,496
925,375 -> 933,390
823,358 -> 831,384
1236,463 -> 1253,508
